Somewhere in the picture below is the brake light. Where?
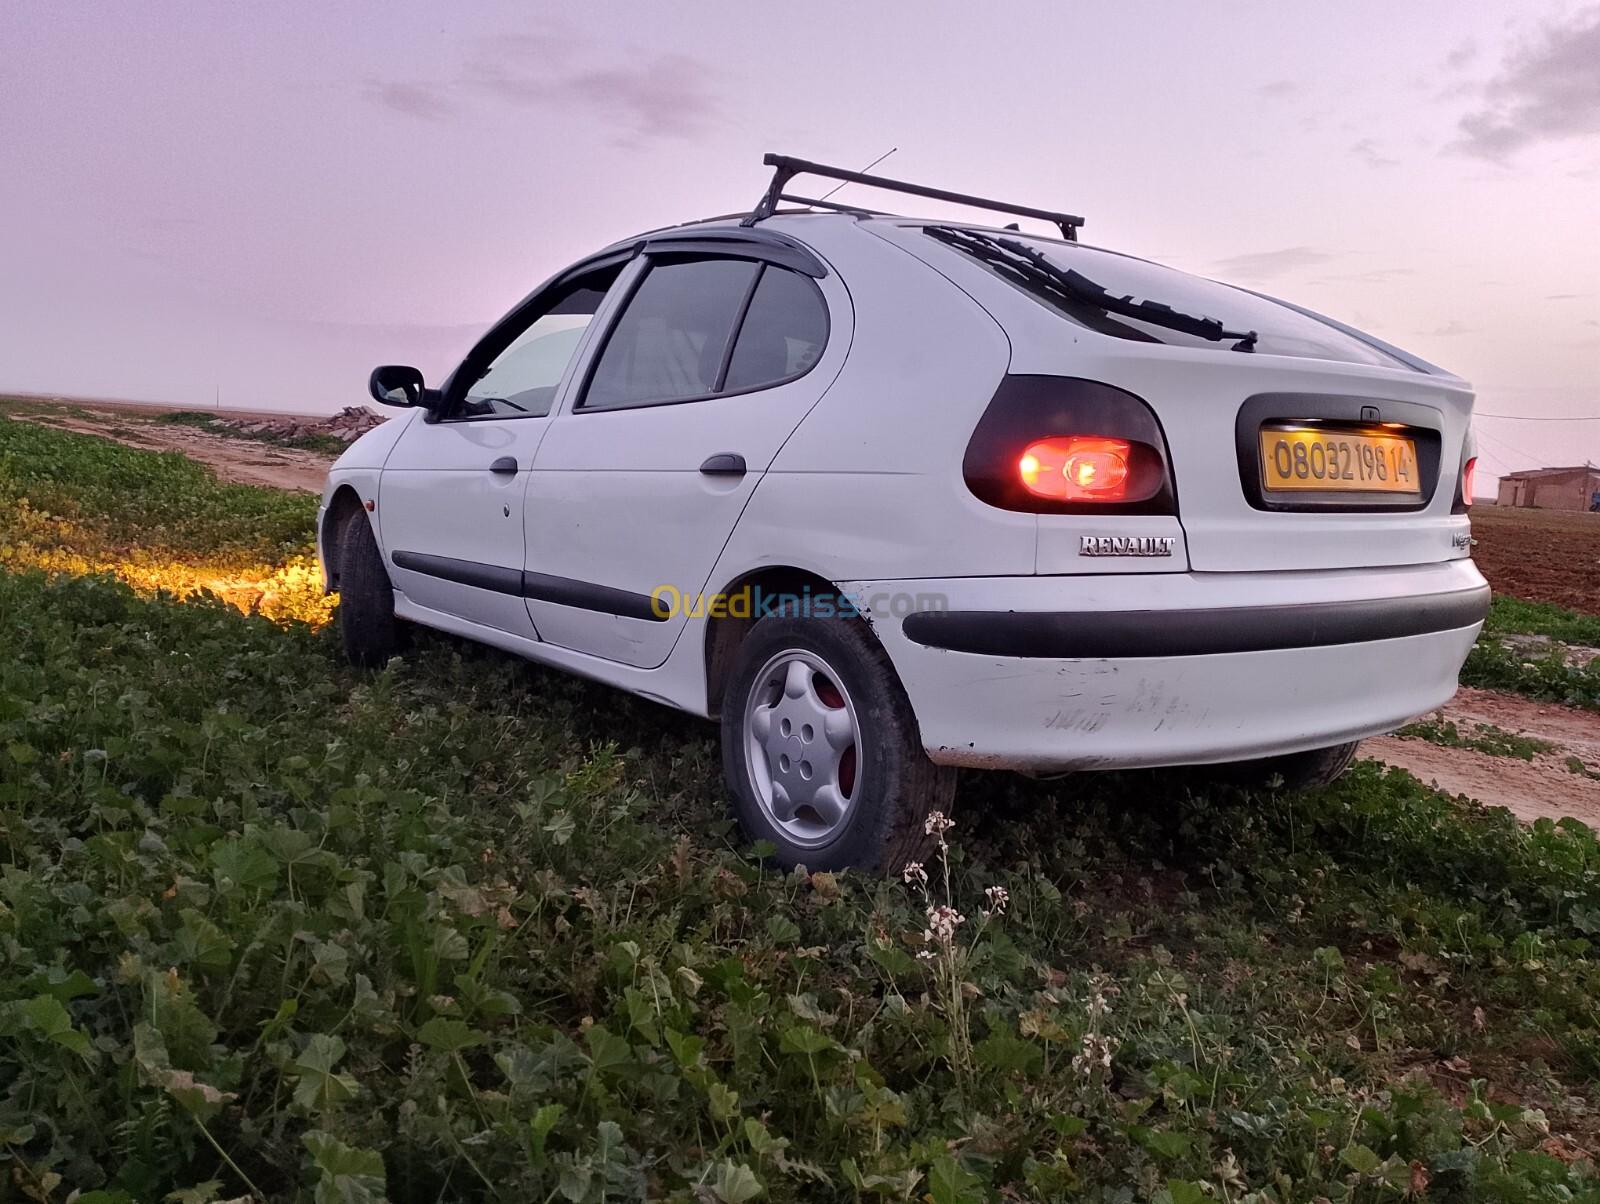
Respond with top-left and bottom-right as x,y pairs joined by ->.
1460,457 -> 1477,507
1019,436 -> 1132,501
963,376 -> 1175,514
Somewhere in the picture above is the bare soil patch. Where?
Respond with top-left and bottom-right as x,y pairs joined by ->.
1469,506 -> 1600,615
15,408 -> 333,493
1369,687 -> 1600,825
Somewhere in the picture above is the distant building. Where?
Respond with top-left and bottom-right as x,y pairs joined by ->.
1495,464 -> 1600,511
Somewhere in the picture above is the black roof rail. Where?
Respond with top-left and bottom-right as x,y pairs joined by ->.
742,153 -> 1084,241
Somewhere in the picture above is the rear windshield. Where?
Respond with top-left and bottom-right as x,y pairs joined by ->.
928,228 -> 1413,370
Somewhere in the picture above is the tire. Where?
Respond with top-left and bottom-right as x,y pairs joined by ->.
336,513 -> 404,668
1214,740 -> 1361,793
720,604 -> 956,874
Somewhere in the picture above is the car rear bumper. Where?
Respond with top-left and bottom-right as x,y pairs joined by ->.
845,560 -> 1488,771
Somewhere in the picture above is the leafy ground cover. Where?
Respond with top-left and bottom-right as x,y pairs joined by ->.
1461,639 -> 1600,714
0,407 -> 328,623
1459,596 -> 1600,713
1396,718 -> 1555,761
1484,597 -> 1600,649
1,415 -> 1598,1202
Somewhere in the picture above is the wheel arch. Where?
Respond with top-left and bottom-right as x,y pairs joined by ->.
703,564 -> 863,719
320,484 -> 369,594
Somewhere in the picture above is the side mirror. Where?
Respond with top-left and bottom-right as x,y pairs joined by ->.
369,364 -> 426,409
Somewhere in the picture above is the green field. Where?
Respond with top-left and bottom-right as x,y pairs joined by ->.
2,409 -> 1598,1202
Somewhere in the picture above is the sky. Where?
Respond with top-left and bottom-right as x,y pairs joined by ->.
2,0 -> 1597,487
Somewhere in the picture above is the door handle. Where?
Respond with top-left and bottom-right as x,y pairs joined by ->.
699,453 -> 746,477
488,456 -> 518,475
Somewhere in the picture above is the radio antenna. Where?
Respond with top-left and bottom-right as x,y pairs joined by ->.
817,147 -> 897,203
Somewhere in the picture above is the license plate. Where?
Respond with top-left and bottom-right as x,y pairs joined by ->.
1259,426 -> 1420,495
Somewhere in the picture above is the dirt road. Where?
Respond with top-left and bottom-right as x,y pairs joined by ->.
1367,687 -> 1600,826
14,407 -> 333,493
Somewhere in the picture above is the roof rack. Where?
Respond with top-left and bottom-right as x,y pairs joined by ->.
742,153 -> 1084,241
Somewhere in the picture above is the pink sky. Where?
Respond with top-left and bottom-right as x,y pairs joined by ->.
2,0 -> 1597,484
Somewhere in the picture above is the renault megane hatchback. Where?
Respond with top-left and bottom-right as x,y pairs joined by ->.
317,154 -> 1488,872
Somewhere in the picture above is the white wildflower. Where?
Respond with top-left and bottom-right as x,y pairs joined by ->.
981,884 -> 1009,918
1071,1032 -> 1116,1077
924,810 -> 954,836
902,861 -> 928,886
924,904 -> 965,947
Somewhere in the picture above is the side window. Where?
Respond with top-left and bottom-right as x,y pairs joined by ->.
456,266 -> 620,419
582,258 -> 759,410
722,266 -> 828,392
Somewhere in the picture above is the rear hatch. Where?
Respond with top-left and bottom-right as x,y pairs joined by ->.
875,222 -> 1475,572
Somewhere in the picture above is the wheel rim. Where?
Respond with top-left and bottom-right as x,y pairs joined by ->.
742,648 -> 862,848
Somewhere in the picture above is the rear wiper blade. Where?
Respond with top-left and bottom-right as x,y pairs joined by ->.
928,226 -> 1258,352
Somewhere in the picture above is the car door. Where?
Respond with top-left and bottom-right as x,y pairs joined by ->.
523,239 -> 844,668
379,256 -> 628,635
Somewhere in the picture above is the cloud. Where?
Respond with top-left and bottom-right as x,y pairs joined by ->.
1424,319 -> 1473,337
1545,292 -> 1587,300
364,37 -> 720,142
1314,266 -> 1416,284
1444,39 -> 1478,71
1255,80 -> 1300,99
1209,246 -> 1335,280
364,81 -> 456,122
473,52 -> 718,140
1349,138 -> 1399,169
1451,6 -> 1600,162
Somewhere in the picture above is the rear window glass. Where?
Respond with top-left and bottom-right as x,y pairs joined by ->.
723,266 -> 828,392
927,228 -> 1412,369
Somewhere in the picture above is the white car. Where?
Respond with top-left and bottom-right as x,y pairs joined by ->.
318,155 -> 1488,871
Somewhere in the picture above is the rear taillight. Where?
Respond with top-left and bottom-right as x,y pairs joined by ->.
1452,433 -> 1477,514
964,376 -> 1176,514
1019,436 -> 1133,501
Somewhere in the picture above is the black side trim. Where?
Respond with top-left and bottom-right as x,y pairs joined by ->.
521,570 -> 665,623
901,585 -> 1490,658
391,551 -> 523,596
390,552 -> 668,623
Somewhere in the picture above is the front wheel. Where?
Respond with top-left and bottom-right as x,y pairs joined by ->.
336,514 -> 405,668
720,607 -> 956,873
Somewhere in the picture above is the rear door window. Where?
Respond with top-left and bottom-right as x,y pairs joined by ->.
580,256 -> 830,410
581,258 -> 759,410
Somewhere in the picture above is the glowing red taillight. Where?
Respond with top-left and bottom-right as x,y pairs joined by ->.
1018,436 -> 1133,501
1460,457 -> 1477,507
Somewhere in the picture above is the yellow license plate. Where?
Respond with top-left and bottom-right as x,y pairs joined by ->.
1259,427 -> 1420,494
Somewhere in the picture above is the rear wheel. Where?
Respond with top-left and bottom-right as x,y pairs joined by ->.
721,606 -> 956,873
336,514 -> 404,668
1214,740 -> 1361,793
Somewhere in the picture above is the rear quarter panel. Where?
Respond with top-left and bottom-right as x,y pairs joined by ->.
715,219 -> 1035,589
